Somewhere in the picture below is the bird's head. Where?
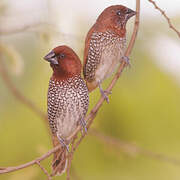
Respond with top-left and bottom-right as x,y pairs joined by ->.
96,5 -> 136,36
44,46 -> 82,80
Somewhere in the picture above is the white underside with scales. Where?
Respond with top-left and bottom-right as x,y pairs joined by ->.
95,40 -> 125,83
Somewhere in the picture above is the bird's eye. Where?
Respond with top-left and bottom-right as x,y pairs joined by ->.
59,53 -> 65,59
116,10 -> 121,16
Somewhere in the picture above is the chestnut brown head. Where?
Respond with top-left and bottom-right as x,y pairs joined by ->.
97,5 -> 136,30
44,45 -> 82,79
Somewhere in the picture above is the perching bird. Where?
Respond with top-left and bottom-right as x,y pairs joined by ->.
83,5 -> 136,102
44,45 -> 89,176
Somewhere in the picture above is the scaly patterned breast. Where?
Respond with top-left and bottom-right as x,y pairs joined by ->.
84,31 -> 126,83
47,76 -> 89,139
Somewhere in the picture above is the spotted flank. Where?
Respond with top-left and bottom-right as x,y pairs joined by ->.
47,75 -> 89,139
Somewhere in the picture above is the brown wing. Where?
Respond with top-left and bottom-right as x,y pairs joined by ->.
47,79 -> 61,134
83,24 -> 104,82
83,24 -> 95,68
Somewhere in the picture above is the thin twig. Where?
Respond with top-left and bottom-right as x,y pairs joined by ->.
0,167 -> 6,170
148,0 -> 180,38
36,161 -> 52,180
0,145 -> 61,174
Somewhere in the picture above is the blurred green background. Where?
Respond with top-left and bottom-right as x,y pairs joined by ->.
1,0 -> 180,180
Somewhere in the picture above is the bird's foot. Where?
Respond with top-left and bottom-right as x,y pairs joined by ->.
100,88 -> 111,103
80,118 -> 87,134
57,135 -> 69,152
98,81 -> 111,103
121,56 -> 131,67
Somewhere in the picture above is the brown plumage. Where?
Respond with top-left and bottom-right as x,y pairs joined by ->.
83,5 -> 136,101
44,45 -> 89,176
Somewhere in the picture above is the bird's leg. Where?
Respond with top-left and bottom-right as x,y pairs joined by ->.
98,80 -> 111,103
121,56 -> 131,67
57,135 -> 70,152
79,118 -> 87,134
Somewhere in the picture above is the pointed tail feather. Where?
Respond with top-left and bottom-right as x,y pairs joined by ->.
51,135 -> 68,176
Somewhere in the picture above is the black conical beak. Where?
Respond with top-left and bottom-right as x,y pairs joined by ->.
44,51 -> 58,65
127,8 -> 136,19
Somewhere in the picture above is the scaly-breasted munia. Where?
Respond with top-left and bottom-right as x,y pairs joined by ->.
44,45 -> 89,176
83,5 -> 136,102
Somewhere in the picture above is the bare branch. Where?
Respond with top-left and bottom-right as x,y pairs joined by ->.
148,0 -> 180,38
0,145 -> 61,174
